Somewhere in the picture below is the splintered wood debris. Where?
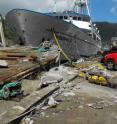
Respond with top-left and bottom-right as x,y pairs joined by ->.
0,46 -> 58,85
0,46 -> 59,123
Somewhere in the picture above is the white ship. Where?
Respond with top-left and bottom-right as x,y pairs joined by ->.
6,0 -> 102,59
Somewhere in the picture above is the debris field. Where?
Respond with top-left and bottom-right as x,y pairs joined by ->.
0,46 -> 116,124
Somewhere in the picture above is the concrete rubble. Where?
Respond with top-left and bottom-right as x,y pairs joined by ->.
20,117 -> 34,124
0,46 -> 116,124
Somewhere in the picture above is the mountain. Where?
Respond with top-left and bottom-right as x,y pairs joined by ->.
95,22 -> 117,46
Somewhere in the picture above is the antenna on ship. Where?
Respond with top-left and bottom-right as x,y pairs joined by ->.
53,0 -> 57,13
73,0 -> 87,14
72,1 -> 99,40
85,1 -> 92,25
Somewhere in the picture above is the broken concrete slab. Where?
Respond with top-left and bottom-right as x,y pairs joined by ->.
21,79 -> 42,95
41,75 -> 63,85
0,85 -> 59,124
48,66 -> 78,77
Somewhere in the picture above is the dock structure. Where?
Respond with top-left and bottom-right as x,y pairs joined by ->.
0,16 -> 6,47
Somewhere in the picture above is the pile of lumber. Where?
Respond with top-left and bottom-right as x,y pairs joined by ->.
0,46 -> 58,85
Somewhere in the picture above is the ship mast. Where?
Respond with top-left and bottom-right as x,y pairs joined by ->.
73,0 -> 93,25
73,0 -> 91,16
72,1 -> 101,43
53,0 -> 57,13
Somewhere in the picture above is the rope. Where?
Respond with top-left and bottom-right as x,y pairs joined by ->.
52,31 -> 79,68
52,31 -> 72,64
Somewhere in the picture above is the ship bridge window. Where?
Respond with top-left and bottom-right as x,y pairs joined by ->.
64,16 -> 68,19
93,34 -> 96,41
73,17 -> 77,20
59,16 -> 63,20
55,16 -> 58,19
78,17 -> 82,20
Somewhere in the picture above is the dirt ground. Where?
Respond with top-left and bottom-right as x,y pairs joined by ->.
33,79 -> 117,124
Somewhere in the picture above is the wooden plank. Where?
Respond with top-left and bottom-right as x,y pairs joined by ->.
0,46 -> 57,85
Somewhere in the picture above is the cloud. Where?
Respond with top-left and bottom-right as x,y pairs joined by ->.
110,6 -> 117,14
110,0 -> 117,14
0,0 -> 72,16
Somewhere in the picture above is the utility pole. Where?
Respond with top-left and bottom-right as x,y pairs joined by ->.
53,0 -> 57,13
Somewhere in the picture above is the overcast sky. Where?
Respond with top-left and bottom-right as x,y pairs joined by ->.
0,0 -> 72,15
0,0 -> 117,22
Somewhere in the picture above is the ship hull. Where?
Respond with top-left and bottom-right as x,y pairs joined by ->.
6,9 -> 100,59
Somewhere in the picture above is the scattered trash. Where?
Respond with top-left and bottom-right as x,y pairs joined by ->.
87,103 -> 94,107
62,92 -> 75,97
45,115 -> 49,118
88,75 -> 108,85
87,103 -> 103,109
41,106 -> 49,110
40,112 -> 45,117
20,58 -> 29,62
79,71 -> 86,78
41,75 -> 63,85
42,96 -> 59,110
48,96 -> 59,107
88,68 -> 111,78
0,60 -> 8,67
59,110 -> 63,113
76,58 -> 85,64
78,105 -> 84,109
20,117 -> 34,124
87,100 -> 114,109
0,45 -> 117,124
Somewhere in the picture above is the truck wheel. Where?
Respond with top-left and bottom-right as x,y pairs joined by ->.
107,60 -> 115,70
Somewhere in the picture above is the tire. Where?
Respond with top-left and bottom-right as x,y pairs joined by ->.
107,60 -> 115,70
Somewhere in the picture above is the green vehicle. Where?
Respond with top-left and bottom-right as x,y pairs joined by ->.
0,81 -> 21,99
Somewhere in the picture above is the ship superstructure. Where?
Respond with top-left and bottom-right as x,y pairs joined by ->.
46,0 -> 101,48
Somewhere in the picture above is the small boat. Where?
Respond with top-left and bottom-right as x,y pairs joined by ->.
6,0 -> 101,59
